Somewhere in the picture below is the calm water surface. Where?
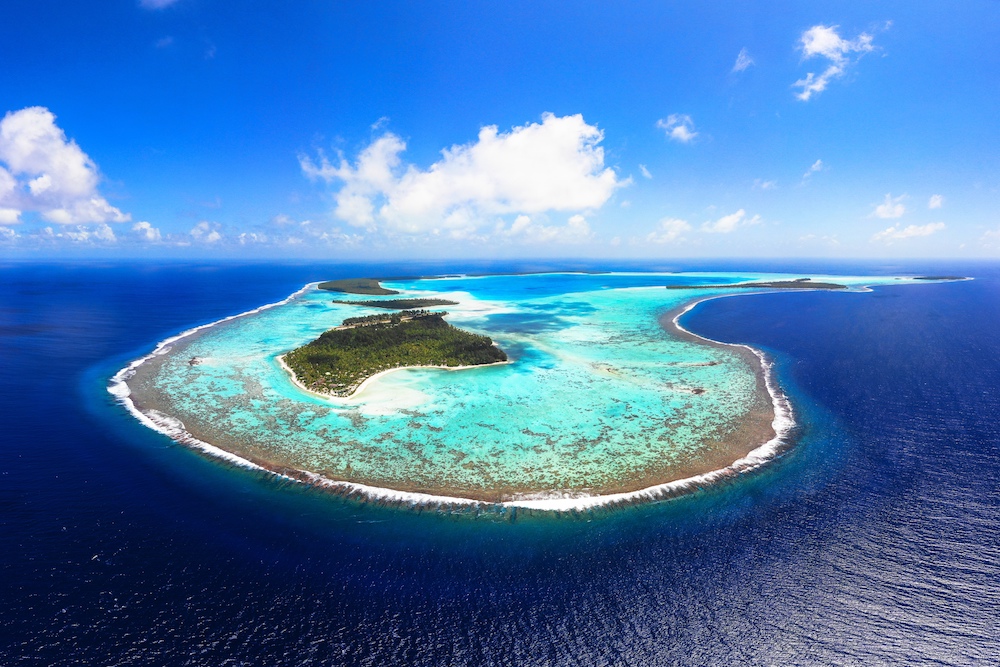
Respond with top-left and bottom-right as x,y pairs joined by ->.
1,260 -> 997,665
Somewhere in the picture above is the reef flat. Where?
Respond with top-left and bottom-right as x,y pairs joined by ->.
112,271 -> 949,509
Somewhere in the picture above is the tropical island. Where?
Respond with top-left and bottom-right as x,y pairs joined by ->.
317,278 -> 399,295
281,310 -> 508,397
112,271 -> 963,509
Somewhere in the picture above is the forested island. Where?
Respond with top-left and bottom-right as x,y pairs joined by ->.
317,278 -> 398,295
282,311 -> 507,397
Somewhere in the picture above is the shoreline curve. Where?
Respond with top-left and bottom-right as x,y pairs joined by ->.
108,280 -> 796,513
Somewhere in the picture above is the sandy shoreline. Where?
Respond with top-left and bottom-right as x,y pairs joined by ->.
276,352 -> 511,402
110,280 -> 796,512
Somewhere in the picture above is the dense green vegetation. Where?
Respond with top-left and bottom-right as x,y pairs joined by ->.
284,313 -> 507,397
666,280 -> 847,290
340,309 -> 435,327
332,298 -> 459,309
317,278 -> 398,295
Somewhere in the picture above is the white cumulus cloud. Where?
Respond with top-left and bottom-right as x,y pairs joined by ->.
871,222 -> 945,243
928,194 -> 944,209
656,114 -> 698,143
40,223 -> 117,244
0,107 -> 129,225
646,217 -> 691,244
301,113 -> 625,237
872,193 -> 906,219
793,25 -> 876,101
131,221 -> 162,242
190,221 -> 222,243
732,48 -> 754,73
701,209 -> 760,234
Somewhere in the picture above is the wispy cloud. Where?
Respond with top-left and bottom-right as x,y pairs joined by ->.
802,159 -> 824,180
753,178 -> 777,190
139,0 -> 180,9
639,164 -> 652,179
645,217 -> 691,244
701,209 -> 760,234
798,233 -> 841,247
871,193 -> 906,219
800,159 -> 824,185
656,114 -> 698,143
928,194 -> 944,209
793,25 -> 877,101
301,113 -> 625,239
871,222 -> 945,243
732,48 -> 754,73
497,213 -> 594,245
981,227 -> 1000,248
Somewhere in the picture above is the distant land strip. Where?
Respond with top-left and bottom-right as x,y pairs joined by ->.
318,278 -> 398,295
666,279 -> 847,290
319,271 -> 616,295
332,298 -> 459,309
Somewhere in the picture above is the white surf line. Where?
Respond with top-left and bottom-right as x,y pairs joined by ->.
503,292 -> 795,510
108,277 -> 913,513
107,282 -> 318,474
512,278 -> 946,510
106,281 -> 507,508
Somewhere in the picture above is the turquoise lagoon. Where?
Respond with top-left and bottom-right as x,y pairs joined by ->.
114,272 -> 927,509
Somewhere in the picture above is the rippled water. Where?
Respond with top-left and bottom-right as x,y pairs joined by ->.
1,260 -> 997,665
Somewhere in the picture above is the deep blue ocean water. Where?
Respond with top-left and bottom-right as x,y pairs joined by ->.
1,260 -> 998,666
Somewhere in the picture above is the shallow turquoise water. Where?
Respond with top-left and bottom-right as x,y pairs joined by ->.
125,272 -> 917,499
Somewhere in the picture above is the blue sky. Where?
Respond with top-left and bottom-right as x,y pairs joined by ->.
1,0 -> 998,258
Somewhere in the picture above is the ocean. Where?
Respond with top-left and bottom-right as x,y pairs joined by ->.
1,260 -> 997,665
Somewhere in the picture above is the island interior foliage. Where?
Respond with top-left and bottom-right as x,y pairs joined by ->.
317,278 -> 399,295
283,310 -> 507,397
